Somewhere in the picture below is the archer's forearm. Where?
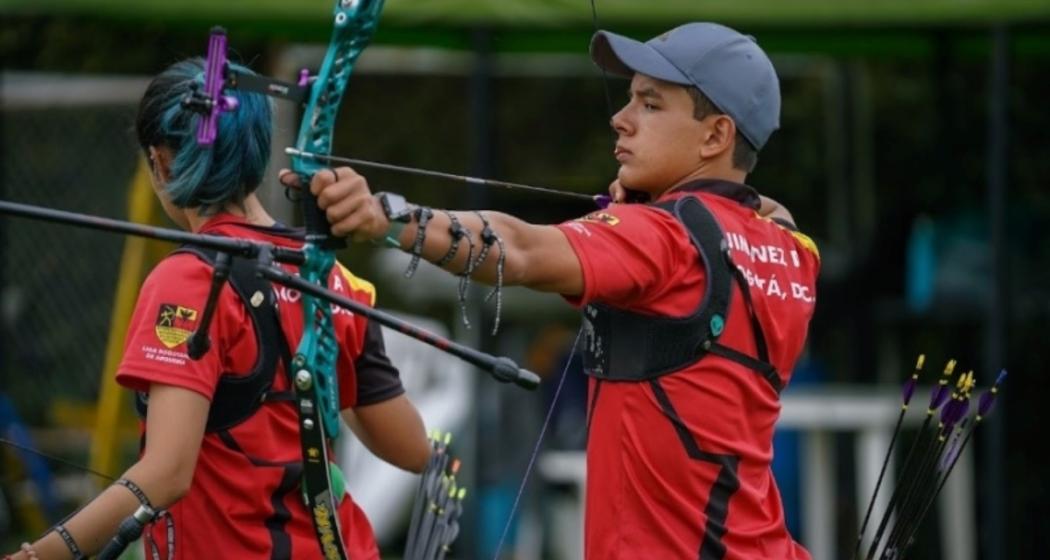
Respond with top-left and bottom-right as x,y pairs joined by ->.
343,395 -> 431,473
391,209 -> 582,295
20,429 -> 195,559
23,458 -> 178,559
392,209 -> 529,283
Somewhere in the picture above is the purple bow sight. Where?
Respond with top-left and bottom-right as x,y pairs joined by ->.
182,27 -> 240,146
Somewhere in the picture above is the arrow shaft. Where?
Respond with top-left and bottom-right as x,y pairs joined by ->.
284,148 -> 595,202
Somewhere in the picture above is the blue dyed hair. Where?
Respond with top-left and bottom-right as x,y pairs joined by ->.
135,58 -> 273,211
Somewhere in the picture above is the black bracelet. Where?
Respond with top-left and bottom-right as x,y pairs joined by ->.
440,212 -> 475,327
404,207 -> 433,279
472,211 -> 506,335
436,211 -> 466,268
452,213 -> 476,277
471,211 -> 496,272
115,478 -> 155,511
53,524 -> 85,560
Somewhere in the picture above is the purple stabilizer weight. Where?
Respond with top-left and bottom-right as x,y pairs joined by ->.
195,27 -> 239,146
298,68 -> 311,88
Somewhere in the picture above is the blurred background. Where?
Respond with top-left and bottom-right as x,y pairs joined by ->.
1,0 -> 1049,558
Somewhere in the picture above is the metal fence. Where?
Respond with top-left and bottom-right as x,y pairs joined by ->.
2,74 -> 144,423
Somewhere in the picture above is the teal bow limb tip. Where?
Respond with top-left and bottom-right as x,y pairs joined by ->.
293,0 -> 385,252
291,0 -> 386,441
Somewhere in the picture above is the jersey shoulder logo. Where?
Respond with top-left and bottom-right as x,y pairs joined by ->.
577,211 -> 621,226
154,304 -> 199,349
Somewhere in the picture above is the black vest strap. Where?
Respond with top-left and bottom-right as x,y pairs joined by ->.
136,245 -> 292,432
580,195 -> 782,395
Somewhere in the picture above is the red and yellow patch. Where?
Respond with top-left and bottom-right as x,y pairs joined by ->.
154,304 -> 199,349
578,211 -> 621,226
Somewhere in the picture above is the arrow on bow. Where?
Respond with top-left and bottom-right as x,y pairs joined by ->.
284,147 -> 608,205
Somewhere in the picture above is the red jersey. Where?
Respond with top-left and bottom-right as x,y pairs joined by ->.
556,180 -> 820,560
117,214 -> 402,559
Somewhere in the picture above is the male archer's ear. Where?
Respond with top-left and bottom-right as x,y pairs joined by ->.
699,115 -> 737,160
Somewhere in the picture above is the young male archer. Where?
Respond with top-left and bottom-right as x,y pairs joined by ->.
291,22 -> 818,560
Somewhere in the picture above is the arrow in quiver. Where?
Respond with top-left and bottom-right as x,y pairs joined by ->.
405,431 -> 467,560
856,357 -> 1007,560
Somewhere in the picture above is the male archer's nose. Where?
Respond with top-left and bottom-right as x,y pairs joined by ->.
610,106 -> 631,136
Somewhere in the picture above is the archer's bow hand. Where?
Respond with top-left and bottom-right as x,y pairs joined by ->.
279,166 -> 388,243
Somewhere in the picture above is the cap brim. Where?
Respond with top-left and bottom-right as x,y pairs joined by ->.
590,31 -> 691,85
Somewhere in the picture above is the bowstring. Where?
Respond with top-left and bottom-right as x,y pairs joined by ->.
491,4 -> 609,557
0,436 -> 116,481
492,327 -> 582,560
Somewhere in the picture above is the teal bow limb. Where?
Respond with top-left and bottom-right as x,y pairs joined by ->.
282,3 -> 386,558
290,0 -> 385,442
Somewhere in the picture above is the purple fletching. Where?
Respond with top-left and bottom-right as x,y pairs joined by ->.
902,377 -> 917,403
949,398 -> 970,427
977,391 -> 993,415
938,398 -> 954,423
976,369 -> 1007,416
594,194 -> 611,209
929,385 -> 949,409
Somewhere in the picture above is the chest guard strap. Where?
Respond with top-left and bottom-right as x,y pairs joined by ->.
581,196 -> 782,394
136,246 -> 294,432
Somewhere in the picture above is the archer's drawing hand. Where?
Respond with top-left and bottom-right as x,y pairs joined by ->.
607,179 -> 650,204
279,167 -> 388,242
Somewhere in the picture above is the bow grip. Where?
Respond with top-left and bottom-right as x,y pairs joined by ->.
296,170 -> 346,250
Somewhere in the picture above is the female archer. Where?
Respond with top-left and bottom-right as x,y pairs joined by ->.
4,58 -> 431,560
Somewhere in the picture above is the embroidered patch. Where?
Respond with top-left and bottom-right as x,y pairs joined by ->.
154,304 -> 199,349
578,211 -> 620,226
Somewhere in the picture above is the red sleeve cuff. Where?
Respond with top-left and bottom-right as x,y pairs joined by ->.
555,223 -> 597,308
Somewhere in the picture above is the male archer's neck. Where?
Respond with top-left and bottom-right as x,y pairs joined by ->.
662,164 -> 747,198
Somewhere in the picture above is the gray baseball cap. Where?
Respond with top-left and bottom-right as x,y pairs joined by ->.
590,22 -> 780,150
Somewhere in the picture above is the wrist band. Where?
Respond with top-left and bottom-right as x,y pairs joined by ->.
116,478 -> 155,511
53,524 -> 85,560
